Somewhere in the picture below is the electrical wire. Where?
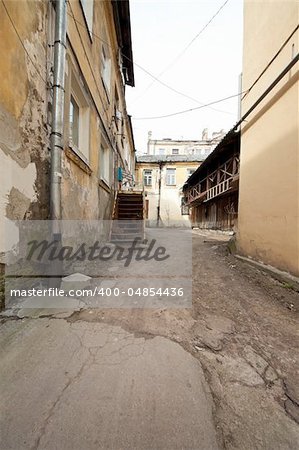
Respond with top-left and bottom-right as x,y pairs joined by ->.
164,0 -> 230,72
3,0 -> 240,125
242,24 -> 299,100
66,9 -> 234,116
1,0 -> 48,85
132,90 -> 248,120
132,0 -> 230,103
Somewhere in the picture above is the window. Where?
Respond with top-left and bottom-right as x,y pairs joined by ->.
172,148 -> 179,155
187,168 -> 195,178
80,0 -> 94,35
99,140 -> 112,186
143,169 -> 152,186
114,87 -> 121,129
101,44 -> 111,93
69,96 -> 79,148
181,197 -> 189,215
158,148 -> 165,155
69,74 -> 90,163
166,168 -> 176,185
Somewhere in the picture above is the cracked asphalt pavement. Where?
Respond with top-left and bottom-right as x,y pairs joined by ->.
0,318 -> 218,450
1,231 -> 299,449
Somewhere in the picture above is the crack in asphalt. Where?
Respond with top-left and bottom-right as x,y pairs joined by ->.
30,320 -> 147,449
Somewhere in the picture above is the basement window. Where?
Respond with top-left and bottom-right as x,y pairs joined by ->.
181,197 -> 190,215
69,75 -> 90,164
143,169 -> 152,186
166,168 -> 176,186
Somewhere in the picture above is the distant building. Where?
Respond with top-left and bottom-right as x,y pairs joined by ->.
135,130 -> 225,227
147,129 -> 225,157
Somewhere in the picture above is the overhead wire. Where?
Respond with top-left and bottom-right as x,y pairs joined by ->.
132,0 -> 230,103
132,90 -> 248,120
66,9 -> 234,116
3,0 -> 243,126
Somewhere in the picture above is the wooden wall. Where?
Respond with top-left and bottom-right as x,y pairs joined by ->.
190,192 -> 238,231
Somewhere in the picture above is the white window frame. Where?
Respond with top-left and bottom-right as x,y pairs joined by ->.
69,73 -> 90,164
158,148 -> 165,155
80,0 -> 94,36
69,95 -> 80,148
166,168 -> 176,186
143,169 -> 152,186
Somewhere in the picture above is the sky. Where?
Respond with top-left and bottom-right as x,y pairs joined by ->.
125,0 -> 244,154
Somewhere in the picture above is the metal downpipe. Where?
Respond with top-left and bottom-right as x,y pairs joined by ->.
50,0 -> 67,221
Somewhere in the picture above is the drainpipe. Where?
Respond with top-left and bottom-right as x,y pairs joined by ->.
156,162 -> 162,227
50,0 -> 67,221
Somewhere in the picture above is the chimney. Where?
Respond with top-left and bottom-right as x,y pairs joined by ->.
147,131 -> 152,154
202,128 -> 208,141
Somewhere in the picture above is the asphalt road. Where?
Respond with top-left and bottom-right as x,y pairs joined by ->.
0,316 -> 219,450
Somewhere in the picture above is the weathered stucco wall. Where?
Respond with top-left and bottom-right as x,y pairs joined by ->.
0,0 -> 136,258
61,0 -> 135,221
0,0 -> 50,257
237,0 -> 299,276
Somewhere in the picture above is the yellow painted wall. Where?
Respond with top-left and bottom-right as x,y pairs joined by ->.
237,0 -> 299,275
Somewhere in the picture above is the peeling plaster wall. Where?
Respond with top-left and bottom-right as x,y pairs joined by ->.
0,0 -> 50,258
0,0 -> 136,260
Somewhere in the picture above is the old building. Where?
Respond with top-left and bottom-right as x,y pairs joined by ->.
135,155 -> 202,227
183,130 -> 240,231
147,129 -> 225,156
0,0 -> 136,257
136,130 -> 226,227
237,1 -> 299,276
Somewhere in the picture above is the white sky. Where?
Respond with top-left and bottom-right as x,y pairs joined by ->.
126,0 -> 244,154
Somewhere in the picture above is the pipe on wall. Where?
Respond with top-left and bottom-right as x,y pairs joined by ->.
50,0 -> 67,221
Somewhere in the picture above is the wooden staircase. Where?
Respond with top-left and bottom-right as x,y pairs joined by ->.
110,192 -> 144,243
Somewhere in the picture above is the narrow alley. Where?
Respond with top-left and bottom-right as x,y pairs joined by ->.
1,0 -> 298,449
1,231 -> 298,449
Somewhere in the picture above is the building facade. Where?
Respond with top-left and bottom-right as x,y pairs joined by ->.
237,0 -> 299,276
0,0 -> 135,258
135,155 -> 203,227
136,131 -> 226,227
147,129 -> 225,156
